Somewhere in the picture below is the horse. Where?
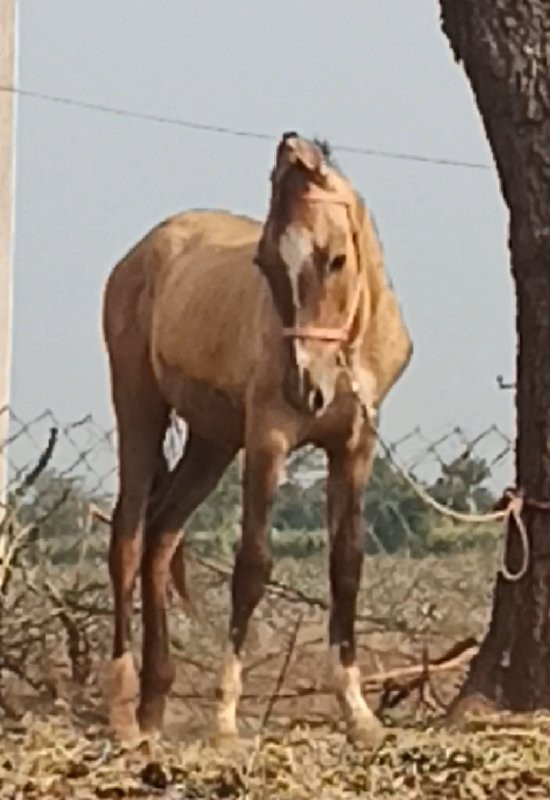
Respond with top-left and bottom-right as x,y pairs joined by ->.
101,131 -> 412,748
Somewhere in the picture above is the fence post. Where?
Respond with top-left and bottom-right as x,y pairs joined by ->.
0,0 -> 17,520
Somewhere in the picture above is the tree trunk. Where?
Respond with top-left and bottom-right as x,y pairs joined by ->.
439,1 -> 550,712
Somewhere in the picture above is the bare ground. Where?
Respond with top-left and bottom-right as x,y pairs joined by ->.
2,548 -> 548,798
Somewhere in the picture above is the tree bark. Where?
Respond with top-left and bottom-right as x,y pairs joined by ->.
439,1 -> 550,711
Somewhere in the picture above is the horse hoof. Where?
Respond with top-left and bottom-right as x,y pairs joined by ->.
109,700 -> 141,744
106,654 -> 140,744
347,715 -> 386,752
109,709 -> 141,744
212,728 -> 241,753
137,698 -> 166,735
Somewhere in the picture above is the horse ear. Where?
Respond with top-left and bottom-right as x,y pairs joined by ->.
281,130 -> 299,143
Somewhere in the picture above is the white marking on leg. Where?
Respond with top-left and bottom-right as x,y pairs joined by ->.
279,223 -> 313,309
339,664 -> 374,722
106,652 -> 140,741
330,645 -> 376,728
216,646 -> 242,738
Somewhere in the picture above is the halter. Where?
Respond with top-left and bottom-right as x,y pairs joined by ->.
281,184 -> 362,346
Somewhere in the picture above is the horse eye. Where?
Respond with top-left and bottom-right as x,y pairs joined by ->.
329,254 -> 346,272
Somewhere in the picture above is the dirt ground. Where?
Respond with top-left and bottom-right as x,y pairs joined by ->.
2,548 -> 548,798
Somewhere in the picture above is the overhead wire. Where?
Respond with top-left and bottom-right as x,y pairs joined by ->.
0,85 -> 492,172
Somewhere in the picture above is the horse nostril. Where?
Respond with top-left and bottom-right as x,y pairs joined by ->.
308,387 -> 325,414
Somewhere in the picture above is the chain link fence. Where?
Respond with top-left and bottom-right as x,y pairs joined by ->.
0,406 -> 511,739
0,406 -> 514,499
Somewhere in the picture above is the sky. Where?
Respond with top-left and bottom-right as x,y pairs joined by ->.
9,0 -> 516,481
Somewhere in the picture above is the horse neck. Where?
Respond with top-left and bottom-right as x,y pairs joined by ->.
355,205 -> 387,315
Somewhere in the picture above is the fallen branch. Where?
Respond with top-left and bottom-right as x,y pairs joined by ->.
376,637 -> 477,712
172,637 -> 478,708
259,612 -> 303,733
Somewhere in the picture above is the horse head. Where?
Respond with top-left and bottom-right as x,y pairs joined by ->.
256,132 -> 368,416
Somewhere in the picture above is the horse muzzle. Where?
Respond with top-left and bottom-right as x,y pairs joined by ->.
283,363 -> 336,417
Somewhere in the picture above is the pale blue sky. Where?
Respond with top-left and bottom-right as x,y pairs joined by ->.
10,1 -> 515,479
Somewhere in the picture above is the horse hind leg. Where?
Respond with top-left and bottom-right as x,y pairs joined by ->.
138,433 -> 237,734
143,450 -> 195,615
106,370 -> 169,741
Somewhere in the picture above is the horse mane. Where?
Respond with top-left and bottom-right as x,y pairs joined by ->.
312,138 -> 387,313
313,137 -> 337,166
354,198 -> 388,318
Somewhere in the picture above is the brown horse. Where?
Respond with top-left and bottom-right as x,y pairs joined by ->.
102,132 -> 412,748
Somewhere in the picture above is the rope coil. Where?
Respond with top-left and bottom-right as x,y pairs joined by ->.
497,491 -> 529,583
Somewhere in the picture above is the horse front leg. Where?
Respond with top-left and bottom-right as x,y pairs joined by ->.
326,426 -> 385,749
215,427 -> 289,743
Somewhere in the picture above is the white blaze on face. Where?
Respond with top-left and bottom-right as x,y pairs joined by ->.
279,223 -> 313,310
278,221 -> 339,414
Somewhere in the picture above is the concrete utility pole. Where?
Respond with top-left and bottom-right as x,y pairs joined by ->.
0,0 -> 17,518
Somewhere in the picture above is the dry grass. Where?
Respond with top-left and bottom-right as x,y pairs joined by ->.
4,715 -> 550,799
3,545 -> 546,798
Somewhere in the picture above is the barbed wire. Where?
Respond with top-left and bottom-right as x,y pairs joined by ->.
0,85 -> 492,172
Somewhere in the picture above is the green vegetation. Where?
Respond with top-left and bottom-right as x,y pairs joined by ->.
9,445 -> 499,566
